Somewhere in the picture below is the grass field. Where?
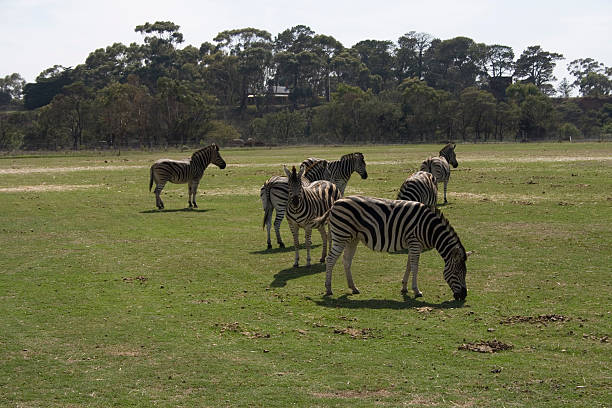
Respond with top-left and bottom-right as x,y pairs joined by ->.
1,143 -> 610,407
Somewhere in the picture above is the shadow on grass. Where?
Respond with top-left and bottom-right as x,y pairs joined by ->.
270,262 -> 326,288
251,243 -> 321,255
310,293 -> 465,310
140,208 -> 212,214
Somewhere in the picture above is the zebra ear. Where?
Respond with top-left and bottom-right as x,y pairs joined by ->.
297,165 -> 305,179
283,165 -> 291,177
453,143 -> 456,149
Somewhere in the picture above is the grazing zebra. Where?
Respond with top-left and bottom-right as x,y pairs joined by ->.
260,161 -> 329,249
397,171 -> 438,210
260,153 -> 367,249
149,144 -> 226,209
301,152 -> 368,194
284,165 -> 341,267
324,195 -> 470,301
420,143 -> 458,204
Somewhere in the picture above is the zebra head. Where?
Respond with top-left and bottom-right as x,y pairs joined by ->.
210,144 -> 227,169
440,143 -> 458,168
443,245 -> 469,301
353,152 -> 368,179
284,165 -> 305,208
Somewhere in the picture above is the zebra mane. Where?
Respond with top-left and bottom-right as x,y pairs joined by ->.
432,207 -> 466,257
340,152 -> 361,161
191,144 -> 217,159
439,143 -> 455,156
304,159 -> 327,174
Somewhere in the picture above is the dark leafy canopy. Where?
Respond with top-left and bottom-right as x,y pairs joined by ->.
514,45 -> 564,95
3,21 -> 611,151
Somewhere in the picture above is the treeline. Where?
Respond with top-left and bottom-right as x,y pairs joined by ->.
1,22 -> 611,150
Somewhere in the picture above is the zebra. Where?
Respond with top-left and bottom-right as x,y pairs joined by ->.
260,153 -> 367,249
260,160 -> 329,249
149,144 -> 226,210
301,152 -> 368,195
419,143 -> 458,204
283,165 -> 341,267
324,195 -> 471,301
397,171 -> 438,210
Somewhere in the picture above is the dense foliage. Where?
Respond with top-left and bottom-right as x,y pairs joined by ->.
1,22 -> 611,150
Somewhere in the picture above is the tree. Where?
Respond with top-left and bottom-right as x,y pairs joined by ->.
567,58 -> 611,96
0,73 -> 26,105
214,28 -> 273,110
351,40 -> 395,90
23,65 -> 74,109
135,21 -> 185,88
514,45 -> 563,95
458,87 -> 496,140
557,78 -> 573,98
423,37 -> 483,94
395,31 -> 432,82
507,82 -> 555,139
400,78 -> 440,141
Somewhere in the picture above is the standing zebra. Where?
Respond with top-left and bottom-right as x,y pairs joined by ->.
324,195 -> 470,301
284,165 -> 341,267
149,144 -> 227,210
260,161 -> 329,249
420,143 -> 458,204
301,152 -> 368,195
397,171 -> 438,210
260,153 -> 367,249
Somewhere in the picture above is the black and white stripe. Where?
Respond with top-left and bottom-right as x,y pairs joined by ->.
419,143 -> 458,204
284,165 -> 341,267
260,161 -> 329,249
324,195 -> 469,300
397,171 -> 438,210
149,144 -> 226,209
301,152 -> 368,195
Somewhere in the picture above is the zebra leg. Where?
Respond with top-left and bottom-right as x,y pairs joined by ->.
325,240 -> 345,296
154,184 -> 165,210
273,209 -> 285,248
409,249 -> 423,298
443,180 -> 448,204
191,181 -> 200,208
288,220 -> 300,267
304,227 -> 312,267
342,239 -> 359,294
264,210 -> 273,249
317,225 -> 327,263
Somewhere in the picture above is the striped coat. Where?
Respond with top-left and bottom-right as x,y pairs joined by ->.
284,165 -> 341,267
397,171 -> 438,210
324,195 -> 469,301
420,143 -> 458,204
149,144 -> 226,209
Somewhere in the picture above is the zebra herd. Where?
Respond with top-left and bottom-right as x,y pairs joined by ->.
148,143 -> 470,301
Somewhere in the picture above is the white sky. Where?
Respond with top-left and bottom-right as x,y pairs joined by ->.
1,0 -> 611,85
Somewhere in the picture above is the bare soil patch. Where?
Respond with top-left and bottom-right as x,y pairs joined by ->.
459,340 -> 513,353
0,184 -> 103,193
333,327 -> 376,339
0,165 -> 146,175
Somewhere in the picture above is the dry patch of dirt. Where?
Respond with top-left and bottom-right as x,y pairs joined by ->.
459,340 -> 513,353
451,192 -> 545,203
202,187 -> 261,196
122,276 -> 148,284
500,314 -> 570,325
0,184 -> 103,193
217,322 -> 270,339
333,327 -> 376,339
0,165 -> 146,174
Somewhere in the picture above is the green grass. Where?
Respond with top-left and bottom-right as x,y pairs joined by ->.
1,143 -> 610,407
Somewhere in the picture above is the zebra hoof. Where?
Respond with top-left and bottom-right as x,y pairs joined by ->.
351,288 -> 360,295
267,243 -> 272,250
325,290 -> 333,296
319,257 -> 325,263
279,243 -> 285,248
193,203 -> 198,208
293,262 -> 299,268
401,288 -> 408,295
414,292 -> 423,298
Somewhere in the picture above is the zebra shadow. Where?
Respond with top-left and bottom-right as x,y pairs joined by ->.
251,243 -> 321,255
270,262 -> 326,288
139,208 -> 213,214
311,293 -> 465,310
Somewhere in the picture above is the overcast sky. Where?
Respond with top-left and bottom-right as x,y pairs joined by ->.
2,0 -> 611,85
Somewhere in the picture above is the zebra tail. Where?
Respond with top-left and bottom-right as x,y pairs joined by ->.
261,183 -> 272,229
149,167 -> 154,192
311,208 -> 333,229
